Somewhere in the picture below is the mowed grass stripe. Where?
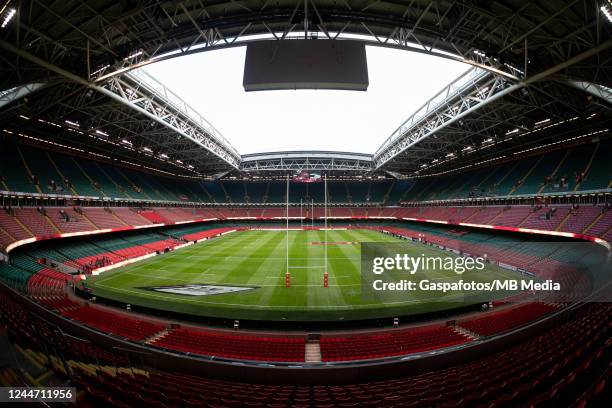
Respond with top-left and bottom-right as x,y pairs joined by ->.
244,230 -> 294,309
320,230 -> 363,308
267,230 -> 308,309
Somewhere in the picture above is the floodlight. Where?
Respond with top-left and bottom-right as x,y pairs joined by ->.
602,2 -> 612,23
1,8 -> 16,28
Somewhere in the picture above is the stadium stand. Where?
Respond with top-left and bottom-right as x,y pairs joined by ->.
2,202 -> 612,256
2,216 -> 591,368
2,140 -> 612,204
0,143 -> 38,194
80,207 -> 127,229
1,287 -> 607,407
458,303 -> 559,336
53,208 -> 95,233
14,207 -> 58,236
0,209 -> 33,242
138,210 -> 170,224
62,306 -> 165,341
48,152 -> 101,197
0,163 -> 608,404
153,328 -> 305,362
26,268 -> 71,297
320,325 -> 469,361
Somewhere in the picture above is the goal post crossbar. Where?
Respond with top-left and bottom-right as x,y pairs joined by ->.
285,173 -> 329,286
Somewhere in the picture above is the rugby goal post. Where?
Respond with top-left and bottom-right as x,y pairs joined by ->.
284,173 -> 330,288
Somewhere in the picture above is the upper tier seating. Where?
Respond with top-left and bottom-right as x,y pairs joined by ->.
512,150 -> 566,195
53,208 -> 95,233
138,210 -> 170,224
81,208 -> 127,229
519,206 -> 565,230
151,208 -> 198,223
493,206 -> 532,227
462,207 -> 503,224
560,205 -> 602,234
49,152 -> 101,196
584,208 -> 612,237
221,181 -> 246,202
2,139 -> 611,203
113,208 -> 152,226
0,142 -> 38,193
245,182 -> 266,203
0,209 -> 33,243
14,208 -> 57,236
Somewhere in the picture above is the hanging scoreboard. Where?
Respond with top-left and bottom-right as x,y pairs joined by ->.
243,40 -> 369,91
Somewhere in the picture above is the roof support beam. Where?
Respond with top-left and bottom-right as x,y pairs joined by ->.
563,79 -> 612,106
374,37 -> 612,170
374,68 -> 519,168
0,38 -> 240,170
0,82 -> 48,110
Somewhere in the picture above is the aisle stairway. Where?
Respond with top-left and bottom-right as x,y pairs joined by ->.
305,339 -> 322,363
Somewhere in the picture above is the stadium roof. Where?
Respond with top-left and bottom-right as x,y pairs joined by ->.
141,45 -> 469,156
0,0 -> 611,179
240,151 -> 373,175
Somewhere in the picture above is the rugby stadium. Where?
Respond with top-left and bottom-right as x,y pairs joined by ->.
0,1 -> 610,407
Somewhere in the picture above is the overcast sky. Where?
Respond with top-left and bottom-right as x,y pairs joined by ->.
143,45 -> 468,154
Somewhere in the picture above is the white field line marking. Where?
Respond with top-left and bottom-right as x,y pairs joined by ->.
287,265 -> 326,269
94,232 -> 242,281
104,270 -> 367,285
94,283 -> 463,308
184,256 -> 359,260
117,271 -> 220,280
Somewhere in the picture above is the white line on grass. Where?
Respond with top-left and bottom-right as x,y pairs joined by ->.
184,256 -> 359,260
287,265 -> 326,269
93,283 -> 464,308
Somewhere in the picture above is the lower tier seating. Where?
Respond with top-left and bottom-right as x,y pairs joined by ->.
26,268 -> 71,296
67,303 -> 610,408
153,328 -> 305,362
61,306 -> 165,341
459,302 -> 559,336
320,325 -> 468,362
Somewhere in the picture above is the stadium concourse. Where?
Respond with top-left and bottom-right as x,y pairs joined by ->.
1,1 -> 612,407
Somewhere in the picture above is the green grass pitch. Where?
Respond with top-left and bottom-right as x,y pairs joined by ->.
87,229 -> 519,321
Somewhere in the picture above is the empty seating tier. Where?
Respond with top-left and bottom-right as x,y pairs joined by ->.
153,328 -> 305,362
2,139 -> 611,204
459,302 -> 559,336
320,325 -> 468,361
62,306 -> 165,341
